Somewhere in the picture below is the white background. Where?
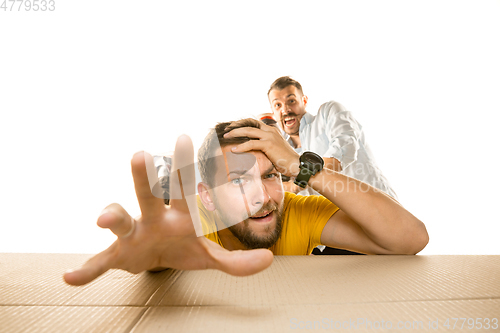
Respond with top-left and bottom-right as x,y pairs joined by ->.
1,0 -> 499,255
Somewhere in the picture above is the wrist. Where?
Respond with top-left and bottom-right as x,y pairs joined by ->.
293,152 -> 324,188
276,154 -> 300,178
290,159 -> 300,178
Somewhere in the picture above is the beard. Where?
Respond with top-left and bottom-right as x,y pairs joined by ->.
216,200 -> 284,249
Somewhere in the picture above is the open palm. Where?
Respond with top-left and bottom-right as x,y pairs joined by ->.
64,135 -> 273,286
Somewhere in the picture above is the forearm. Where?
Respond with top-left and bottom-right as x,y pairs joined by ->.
322,102 -> 362,170
308,168 -> 428,254
323,157 -> 342,172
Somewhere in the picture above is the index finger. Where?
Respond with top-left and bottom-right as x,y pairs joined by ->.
223,126 -> 267,140
131,151 -> 167,220
169,135 -> 204,236
169,134 -> 195,213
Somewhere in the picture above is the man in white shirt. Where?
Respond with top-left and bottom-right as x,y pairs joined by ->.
267,76 -> 397,254
267,76 -> 397,199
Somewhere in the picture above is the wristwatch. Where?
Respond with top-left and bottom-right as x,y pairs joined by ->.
294,151 -> 324,188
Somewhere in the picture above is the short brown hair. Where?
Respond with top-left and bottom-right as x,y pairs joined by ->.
198,118 -> 261,187
267,76 -> 304,96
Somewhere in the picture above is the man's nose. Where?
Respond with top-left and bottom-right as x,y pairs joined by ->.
281,105 -> 290,115
250,183 -> 271,211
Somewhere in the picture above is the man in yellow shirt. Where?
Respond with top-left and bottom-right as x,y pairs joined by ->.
64,118 -> 429,286
196,120 -> 340,255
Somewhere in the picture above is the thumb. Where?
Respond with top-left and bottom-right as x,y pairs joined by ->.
210,246 -> 274,276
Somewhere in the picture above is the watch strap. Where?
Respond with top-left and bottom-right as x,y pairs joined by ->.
294,166 -> 316,188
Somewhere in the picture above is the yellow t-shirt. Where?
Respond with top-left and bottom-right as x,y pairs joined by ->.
198,192 -> 339,255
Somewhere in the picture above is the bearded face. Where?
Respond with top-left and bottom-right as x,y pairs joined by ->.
215,198 -> 284,249
209,148 -> 286,249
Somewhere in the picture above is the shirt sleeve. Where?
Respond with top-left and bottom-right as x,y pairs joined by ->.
320,101 -> 363,170
288,194 -> 340,250
307,195 -> 340,248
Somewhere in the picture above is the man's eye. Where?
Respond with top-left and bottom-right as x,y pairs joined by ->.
289,99 -> 295,104
264,173 -> 278,180
231,178 -> 244,185
275,104 -> 281,108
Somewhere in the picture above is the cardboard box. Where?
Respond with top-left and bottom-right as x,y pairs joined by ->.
0,254 -> 499,332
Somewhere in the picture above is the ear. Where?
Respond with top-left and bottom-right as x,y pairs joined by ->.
269,101 -> 277,116
197,182 -> 216,211
302,95 -> 308,108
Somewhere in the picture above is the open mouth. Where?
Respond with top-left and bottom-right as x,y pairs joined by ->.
283,117 -> 296,128
249,211 -> 273,222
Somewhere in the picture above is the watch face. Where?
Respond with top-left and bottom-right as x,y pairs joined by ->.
300,152 -> 324,172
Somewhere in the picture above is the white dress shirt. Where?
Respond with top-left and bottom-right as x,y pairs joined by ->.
284,101 -> 397,199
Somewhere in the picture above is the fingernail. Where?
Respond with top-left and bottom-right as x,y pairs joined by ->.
231,146 -> 237,151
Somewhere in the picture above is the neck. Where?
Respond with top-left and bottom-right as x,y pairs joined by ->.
289,134 -> 301,148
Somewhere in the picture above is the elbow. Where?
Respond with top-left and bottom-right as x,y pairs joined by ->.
407,223 -> 429,255
388,220 -> 429,255
417,228 -> 430,254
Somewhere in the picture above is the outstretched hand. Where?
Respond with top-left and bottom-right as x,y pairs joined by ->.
64,135 -> 273,286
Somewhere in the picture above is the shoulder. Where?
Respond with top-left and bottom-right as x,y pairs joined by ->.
282,192 -> 340,243
283,191 -> 307,209
284,192 -> 339,216
318,100 -> 348,117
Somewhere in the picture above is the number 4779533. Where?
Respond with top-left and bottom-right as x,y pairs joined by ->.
1,0 -> 55,11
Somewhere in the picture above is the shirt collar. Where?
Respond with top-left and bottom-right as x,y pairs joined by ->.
300,112 -> 314,127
